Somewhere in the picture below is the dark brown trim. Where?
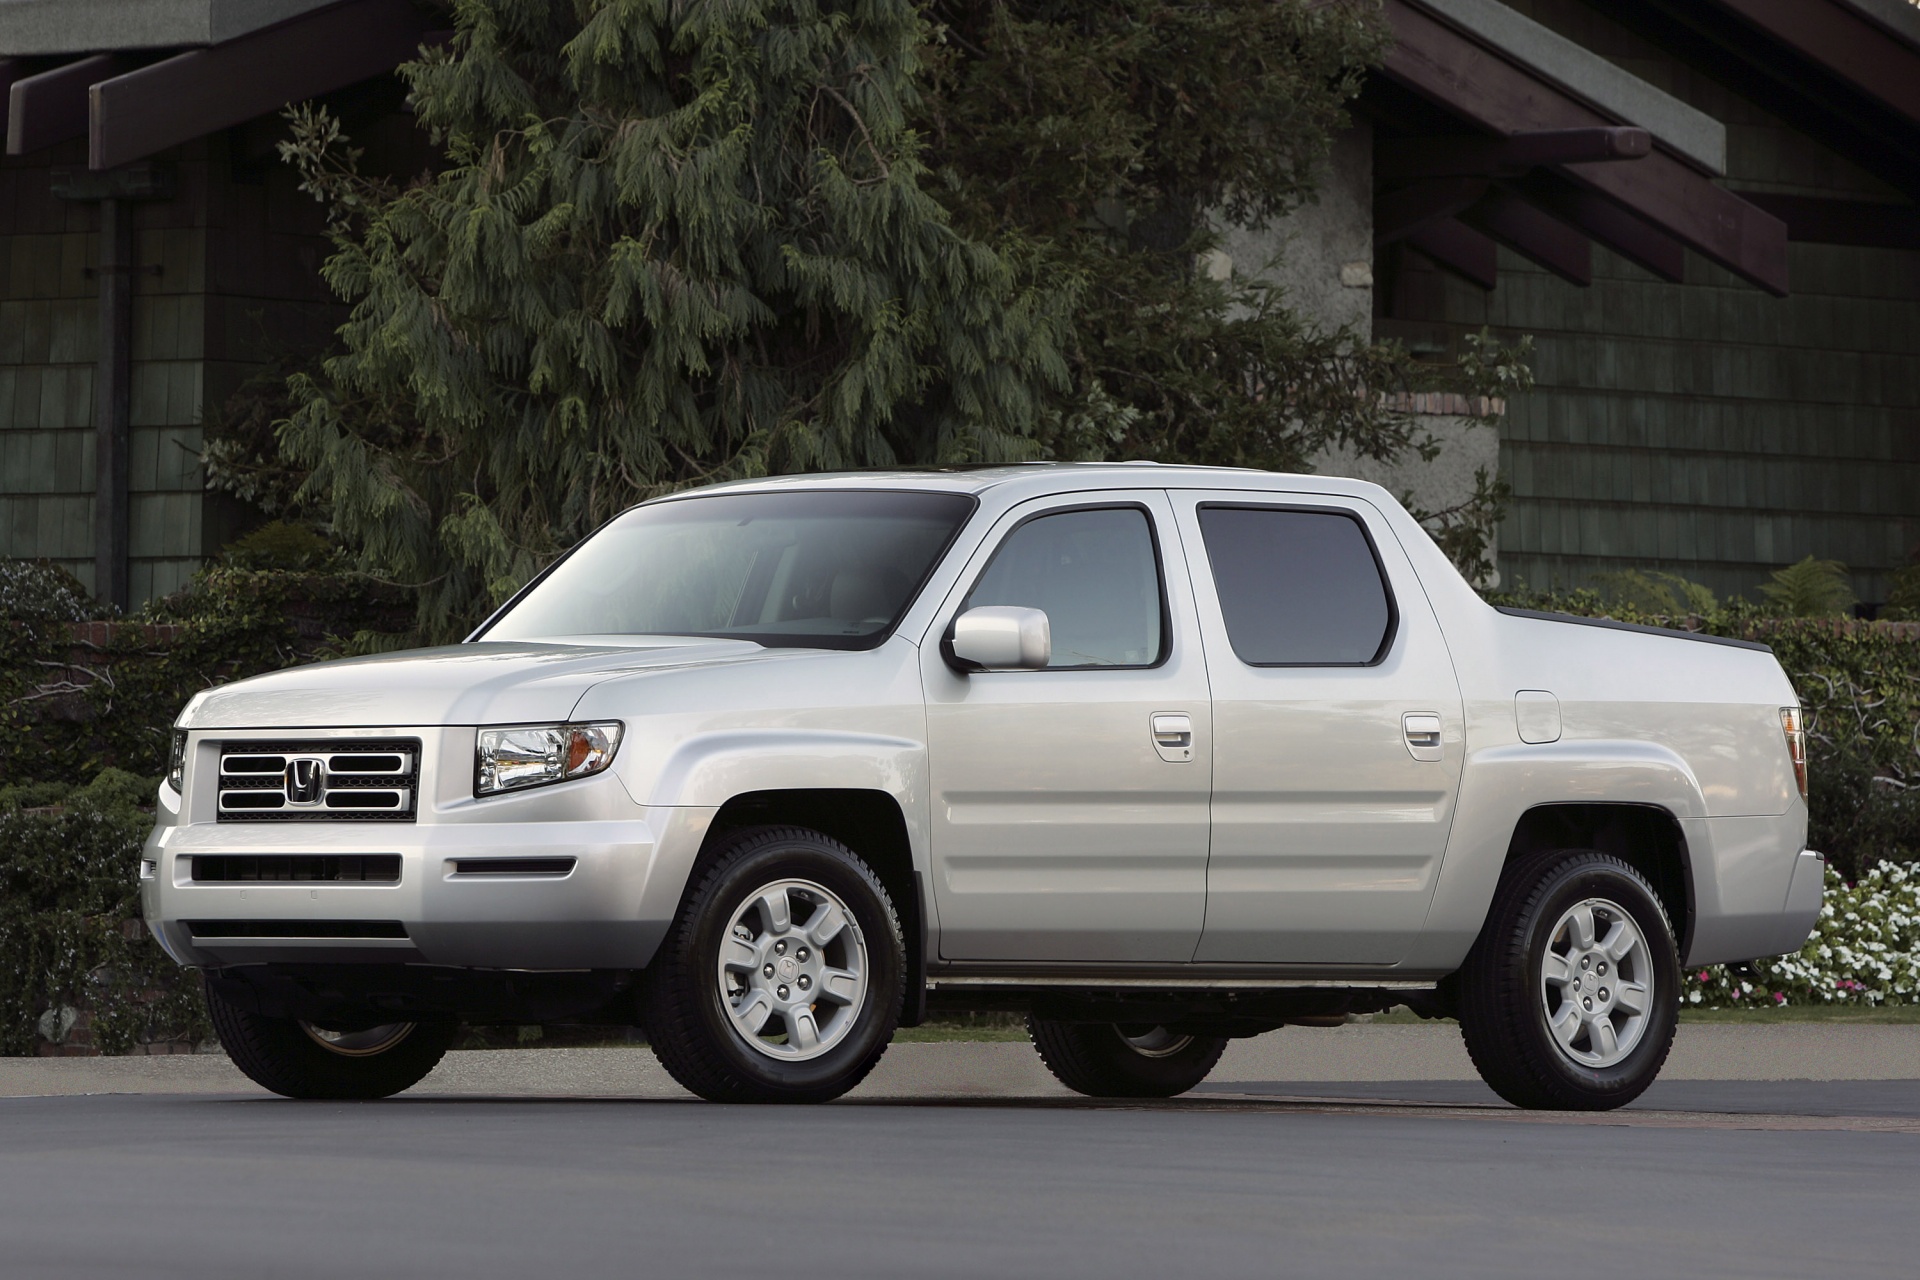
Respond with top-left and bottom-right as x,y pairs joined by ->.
1578,0 -> 1920,203
1380,0 -> 1789,295
1463,189 -> 1593,286
94,196 -> 132,612
7,54 -> 134,155
0,58 -> 30,144
1736,192 -> 1920,250
1377,127 -> 1650,181
1374,176 -> 1489,242
89,0 -> 439,170
1708,0 -> 1920,128
1405,217 -> 1499,289
1512,173 -> 1689,283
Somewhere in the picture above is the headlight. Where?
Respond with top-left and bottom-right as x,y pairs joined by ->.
475,722 -> 624,796
167,729 -> 188,793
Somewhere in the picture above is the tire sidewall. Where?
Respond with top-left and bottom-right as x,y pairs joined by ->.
682,837 -> 903,1095
1515,857 -> 1680,1100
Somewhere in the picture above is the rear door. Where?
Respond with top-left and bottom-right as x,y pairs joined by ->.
919,490 -> 1213,962
1171,492 -> 1465,964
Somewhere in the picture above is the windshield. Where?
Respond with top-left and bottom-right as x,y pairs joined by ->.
478,489 -> 977,649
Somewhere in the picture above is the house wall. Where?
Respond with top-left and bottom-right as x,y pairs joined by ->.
0,130 -> 338,604
1379,0 -> 1920,605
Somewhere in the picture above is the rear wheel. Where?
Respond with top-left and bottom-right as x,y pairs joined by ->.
206,988 -> 455,1100
1458,848 -> 1680,1111
642,826 -> 904,1103
1028,1017 -> 1228,1098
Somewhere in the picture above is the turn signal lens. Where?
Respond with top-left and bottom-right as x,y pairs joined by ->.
167,729 -> 188,794
475,722 -> 624,797
1780,707 -> 1807,800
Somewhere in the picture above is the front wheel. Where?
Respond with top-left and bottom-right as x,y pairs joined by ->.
206,988 -> 455,1100
1028,1018 -> 1228,1098
1458,848 -> 1680,1111
642,826 -> 904,1103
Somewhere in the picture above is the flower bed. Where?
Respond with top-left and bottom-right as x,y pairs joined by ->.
1684,862 -> 1920,1008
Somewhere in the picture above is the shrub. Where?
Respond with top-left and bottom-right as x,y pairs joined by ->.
0,770 -> 210,1053
0,558 -> 412,785
1886,562 -> 1920,622
1758,555 -> 1856,618
0,559 -> 104,623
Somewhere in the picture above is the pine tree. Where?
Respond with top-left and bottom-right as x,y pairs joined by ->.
917,0 -> 1528,582
281,0 -> 1068,639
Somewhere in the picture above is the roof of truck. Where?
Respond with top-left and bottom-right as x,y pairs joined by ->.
668,462 -> 1393,503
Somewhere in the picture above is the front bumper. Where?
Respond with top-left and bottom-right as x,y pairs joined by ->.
143,805 -> 715,971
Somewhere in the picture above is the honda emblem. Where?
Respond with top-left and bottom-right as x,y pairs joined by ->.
285,757 -> 325,805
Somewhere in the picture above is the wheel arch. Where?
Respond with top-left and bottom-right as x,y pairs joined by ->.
703,788 -> 927,1027
1502,802 -> 1694,960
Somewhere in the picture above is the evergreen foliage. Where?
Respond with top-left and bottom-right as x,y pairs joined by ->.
1759,555 -> 1857,618
276,0 -> 1530,638
1884,560 -> 1920,622
281,0 -> 1068,639
919,0 -> 1416,469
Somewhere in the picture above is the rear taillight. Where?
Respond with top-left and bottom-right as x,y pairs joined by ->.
1780,707 -> 1807,799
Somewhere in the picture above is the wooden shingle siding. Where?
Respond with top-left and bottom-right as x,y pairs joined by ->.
0,128 -> 339,601
1386,0 -> 1920,604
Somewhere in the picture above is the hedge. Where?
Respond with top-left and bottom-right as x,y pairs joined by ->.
0,770 -> 209,1054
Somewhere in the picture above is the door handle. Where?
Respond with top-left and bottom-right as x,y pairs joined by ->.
1402,712 -> 1443,762
1151,713 -> 1193,746
1151,713 -> 1194,763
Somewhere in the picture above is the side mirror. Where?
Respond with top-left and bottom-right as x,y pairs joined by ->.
946,606 -> 1051,672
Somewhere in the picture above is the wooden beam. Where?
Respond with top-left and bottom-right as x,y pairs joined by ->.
1406,218 -> 1499,290
1377,127 -> 1650,181
1514,173 -> 1688,283
1738,192 -> 1920,251
1381,0 -> 1789,295
0,59 -> 27,144
1707,0 -> 1920,129
7,55 -> 133,156
1463,189 -> 1592,286
1375,177 -> 1489,242
89,0 -> 440,171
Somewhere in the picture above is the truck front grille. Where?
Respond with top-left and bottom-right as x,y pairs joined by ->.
191,855 -> 402,883
184,920 -> 409,939
217,739 -> 421,823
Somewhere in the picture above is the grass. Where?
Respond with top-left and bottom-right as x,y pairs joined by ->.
893,1012 -> 1030,1044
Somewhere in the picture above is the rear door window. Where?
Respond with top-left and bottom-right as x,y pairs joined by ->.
1197,506 -> 1395,665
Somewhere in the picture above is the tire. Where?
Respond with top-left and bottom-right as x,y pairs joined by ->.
1458,848 -> 1681,1111
642,825 -> 904,1103
1028,1018 -> 1229,1098
206,987 -> 455,1100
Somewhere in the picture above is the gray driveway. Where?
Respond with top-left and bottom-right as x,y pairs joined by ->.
2,1026 -> 1915,1279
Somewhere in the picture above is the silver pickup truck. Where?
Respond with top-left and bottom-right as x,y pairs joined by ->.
143,465 -> 1822,1109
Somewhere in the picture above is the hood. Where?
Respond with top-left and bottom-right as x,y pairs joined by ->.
179,639 -> 774,729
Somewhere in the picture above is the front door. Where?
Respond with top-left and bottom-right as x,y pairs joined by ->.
921,491 -> 1212,962
1171,492 -> 1465,964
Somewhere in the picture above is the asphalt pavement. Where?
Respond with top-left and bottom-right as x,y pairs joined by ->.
3,1026 -> 1917,1279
